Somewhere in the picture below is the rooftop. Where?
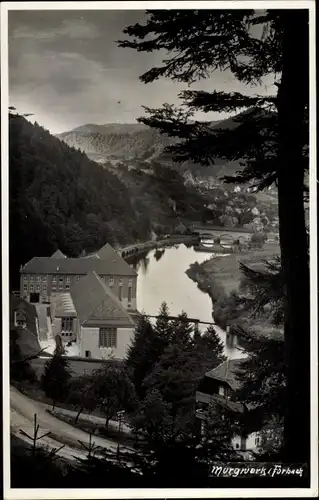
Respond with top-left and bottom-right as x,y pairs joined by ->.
21,249 -> 137,277
205,359 -> 246,392
70,271 -> 135,327
51,293 -> 77,318
10,296 -> 38,337
50,249 -> 67,259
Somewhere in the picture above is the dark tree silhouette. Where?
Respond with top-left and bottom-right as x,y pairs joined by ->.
119,9 -> 310,463
41,347 -> 71,409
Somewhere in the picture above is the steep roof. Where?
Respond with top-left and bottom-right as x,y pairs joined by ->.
51,293 -> 77,318
10,296 -> 38,337
94,243 -> 136,275
51,249 -> 67,259
21,254 -> 137,276
205,359 -> 245,392
70,271 -> 135,327
10,296 -> 41,356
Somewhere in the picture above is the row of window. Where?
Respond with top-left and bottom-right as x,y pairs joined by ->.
24,274 -> 81,284
23,275 -> 48,282
23,283 -> 47,292
107,277 -> 133,288
24,275 -> 133,288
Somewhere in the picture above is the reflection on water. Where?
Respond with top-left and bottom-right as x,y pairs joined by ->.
133,244 -> 242,359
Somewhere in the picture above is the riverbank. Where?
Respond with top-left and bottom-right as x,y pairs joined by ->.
186,243 -> 280,330
120,234 -> 199,259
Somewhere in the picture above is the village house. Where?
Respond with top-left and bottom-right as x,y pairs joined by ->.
196,359 -> 262,455
18,243 -> 139,360
10,295 -> 41,356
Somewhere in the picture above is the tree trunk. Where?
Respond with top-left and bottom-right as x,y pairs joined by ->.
105,416 -> 110,429
74,406 -> 83,425
277,10 -> 310,463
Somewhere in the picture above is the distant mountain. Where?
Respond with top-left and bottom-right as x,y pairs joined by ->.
57,122 -> 176,164
57,120 -> 227,167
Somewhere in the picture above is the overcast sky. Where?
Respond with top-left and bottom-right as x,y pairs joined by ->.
9,9 -> 276,134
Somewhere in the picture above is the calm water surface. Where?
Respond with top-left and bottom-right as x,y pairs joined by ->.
133,244 -> 242,359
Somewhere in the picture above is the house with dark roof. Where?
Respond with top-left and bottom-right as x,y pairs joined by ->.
10,295 -> 41,357
196,359 -> 262,454
49,272 -> 138,359
19,243 -> 138,312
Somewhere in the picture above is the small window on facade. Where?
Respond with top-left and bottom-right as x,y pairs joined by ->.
23,283 -> 28,291
235,443 -> 240,449
109,276 -> 114,287
29,275 -> 34,282
255,436 -> 261,446
219,385 -> 225,396
42,283 -> 47,291
59,276 -> 64,282
76,275 -> 81,282
85,350 -> 91,358
14,312 -> 27,329
128,279 -> 132,287
23,275 -> 28,282
36,275 -> 41,282
52,275 -> 57,283
29,284 -> 34,292
66,276 -> 70,283
118,286 -> 122,301
42,275 -> 47,282
128,286 -> 132,303
119,278 -> 123,286
99,327 -> 117,348
36,284 -> 40,292
65,283 -> 70,290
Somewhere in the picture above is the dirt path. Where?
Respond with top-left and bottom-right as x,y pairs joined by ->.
10,386 -> 130,456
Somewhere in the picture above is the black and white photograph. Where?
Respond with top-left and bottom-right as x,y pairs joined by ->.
1,1 -> 317,497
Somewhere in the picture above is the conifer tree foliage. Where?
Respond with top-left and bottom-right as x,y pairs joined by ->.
126,303 -> 227,459
119,9 -> 310,462
225,257 -> 285,457
125,314 -> 166,399
41,347 -> 71,409
10,328 -> 36,383
196,325 -> 226,369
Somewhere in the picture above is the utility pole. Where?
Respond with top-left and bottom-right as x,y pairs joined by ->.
116,409 -> 125,463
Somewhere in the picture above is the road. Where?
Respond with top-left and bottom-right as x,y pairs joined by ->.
10,385 -> 131,460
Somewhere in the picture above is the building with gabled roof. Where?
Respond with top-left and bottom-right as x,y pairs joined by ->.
48,271 -> 138,360
50,249 -> 67,259
19,243 -> 137,312
10,295 -> 41,357
196,358 -> 263,455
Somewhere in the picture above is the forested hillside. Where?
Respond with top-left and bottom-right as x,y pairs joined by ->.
9,114 -> 148,288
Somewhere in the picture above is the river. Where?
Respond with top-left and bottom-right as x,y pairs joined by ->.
132,243 -> 242,359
